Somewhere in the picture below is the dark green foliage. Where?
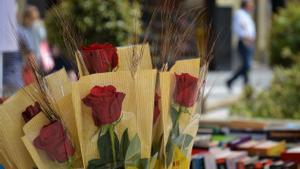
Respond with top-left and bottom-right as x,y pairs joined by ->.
45,0 -> 141,47
231,65 -> 300,119
270,1 -> 300,67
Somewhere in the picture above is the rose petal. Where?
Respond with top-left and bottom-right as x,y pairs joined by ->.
174,73 -> 199,107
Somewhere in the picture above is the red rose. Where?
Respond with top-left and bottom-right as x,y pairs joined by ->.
82,85 -> 126,126
153,93 -> 161,124
81,43 -> 118,74
174,73 -> 199,107
33,121 -> 75,163
22,102 -> 41,123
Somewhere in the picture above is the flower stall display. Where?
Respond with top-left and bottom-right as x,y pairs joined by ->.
0,1 -> 212,168
0,46 -> 208,169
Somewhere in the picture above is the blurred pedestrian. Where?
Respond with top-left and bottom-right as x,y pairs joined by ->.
227,0 -> 256,89
19,5 -> 54,85
0,0 -> 23,97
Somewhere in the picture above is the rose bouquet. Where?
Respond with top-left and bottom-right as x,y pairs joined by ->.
0,69 -> 82,169
154,59 -> 203,169
72,48 -> 158,168
20,67 -> 83,169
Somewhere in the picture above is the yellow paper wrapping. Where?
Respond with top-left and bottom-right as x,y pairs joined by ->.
117,43 -> 153,71
0,68 -> 70,169
46,68 -> 72,100
170,59 -> 200,134
171,146 -> 190,169
0,90 -> 36,169
169,114 -> 201,169
0,146 -> 15,169
72,69 -> 157,168
158,59 -> 200,169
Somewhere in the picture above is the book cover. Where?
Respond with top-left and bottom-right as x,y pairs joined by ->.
281,147 -> 300,163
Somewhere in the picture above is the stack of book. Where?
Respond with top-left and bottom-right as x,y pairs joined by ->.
191,150 -> 298,169
281,147 -> 300,164
236,140 -> 286,157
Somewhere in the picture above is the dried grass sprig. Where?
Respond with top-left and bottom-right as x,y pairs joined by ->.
126,7 -> 158,77
23,55 -> 61,121
197,21 -> 217,114
146,0 -> 208,71
147,0 -> 216,114
48,5 -> 88,76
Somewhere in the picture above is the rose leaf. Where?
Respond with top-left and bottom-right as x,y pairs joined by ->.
125,134 -> 141,167
170,106 -> 180,126
138,158 -> 150,168
100,124 -> 110,136
166,135 -> 175,166
87,159 -> 105,169
149,153 -> 158,169
120,128 -> 130,160
173,134 -> 193,155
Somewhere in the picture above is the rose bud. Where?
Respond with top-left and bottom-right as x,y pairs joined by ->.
81,43 -> 118,74
22,102 -> 41,123
174,73 -> 199,107
33,121 -> 75,163
82,85 -> 126,126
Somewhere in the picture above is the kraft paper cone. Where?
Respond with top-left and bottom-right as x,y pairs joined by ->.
158,59 -> 200,168
72,69 -> 157,167
134,70 -> 157,158
0,90 -> 36,169
159,72 -> 174,158
0,147 -> 15,169
46,68 -> 71,100
170,59 -> 200,133
0,68 -> 70,169
117,43 -> 153,71
22,113 -> 68,169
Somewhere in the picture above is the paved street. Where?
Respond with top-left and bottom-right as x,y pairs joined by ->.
203,63 -> 273,119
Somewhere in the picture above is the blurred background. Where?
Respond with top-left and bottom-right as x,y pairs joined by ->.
1,0 -> 299,125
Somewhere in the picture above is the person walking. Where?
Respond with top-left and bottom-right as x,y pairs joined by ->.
227,0 -> 256,89
19,5 -> 54,85
0,0 -> 23,97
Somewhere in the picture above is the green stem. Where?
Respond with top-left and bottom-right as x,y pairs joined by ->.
67,157 -> 74,169
109,125 -> 116,166
175,106 -> 183,127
